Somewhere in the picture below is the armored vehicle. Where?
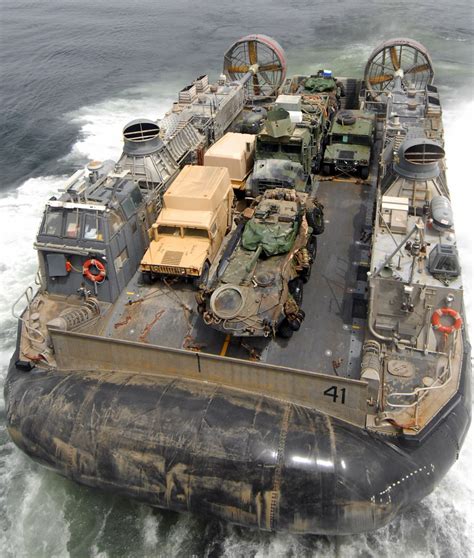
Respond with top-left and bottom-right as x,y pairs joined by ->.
140,165 -> 233,286
5,36 -> 471,536
322,109 -> 376,178
196,188 -> 315,337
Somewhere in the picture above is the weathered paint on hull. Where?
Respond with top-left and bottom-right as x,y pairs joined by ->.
4,341 -> 471,535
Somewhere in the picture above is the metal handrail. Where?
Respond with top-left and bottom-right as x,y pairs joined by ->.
11,284 -> 46,345
11,286 -> 33,320
386,348 -> 454,410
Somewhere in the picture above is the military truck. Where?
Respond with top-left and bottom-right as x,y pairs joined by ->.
140,165 -> 233,286
196,188 -> 318,338
322,109 -> 376,179
246,108 -> 316,197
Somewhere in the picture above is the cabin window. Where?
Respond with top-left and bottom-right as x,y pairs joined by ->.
65,211 -> 80,238
114,247 -> 129,273
281,143 -> 301,154
183,227 -> 209,239
84,213 -> 104,241
259,142 -> 279,153
109,210 -> 124,235
352,135 -> 372,146
158,225 -> 181,236
121,198 -> 135,220
130,187 -> 143,208
42,211 -> 63,236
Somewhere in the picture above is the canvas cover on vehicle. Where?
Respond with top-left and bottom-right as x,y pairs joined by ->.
242,218 -> 298,256
304,77 -> 336,93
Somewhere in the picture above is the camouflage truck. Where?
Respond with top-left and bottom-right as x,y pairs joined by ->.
322,109 -> 376,179
246,79 -> 339,199
246,108 -> 316,197
140,165 -> 233,287
196,188 -> 319,338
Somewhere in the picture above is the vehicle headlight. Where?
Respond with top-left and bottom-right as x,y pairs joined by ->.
210,286 -> 245,319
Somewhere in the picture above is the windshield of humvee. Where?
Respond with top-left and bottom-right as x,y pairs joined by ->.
258,141 -> 279,153
257,139 -> 302,155
158,225 -> 181,236
158,225 -> 209,239
330,134 -> 372,146
183,228 -> 209,239
281,143 -> 302,154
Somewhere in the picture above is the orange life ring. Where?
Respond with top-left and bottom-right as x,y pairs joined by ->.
431,307 -> 462,335
83,258 -> 106,283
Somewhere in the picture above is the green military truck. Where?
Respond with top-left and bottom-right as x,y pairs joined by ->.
322,110 -> 375,179
246,108 -> 316,197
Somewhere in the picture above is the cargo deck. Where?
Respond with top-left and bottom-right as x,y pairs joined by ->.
95,177 -> 372,380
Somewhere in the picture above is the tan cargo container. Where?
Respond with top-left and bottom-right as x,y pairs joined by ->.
140,165 -> 233,287
204,132 -> 255,189
162,165 -> 230,211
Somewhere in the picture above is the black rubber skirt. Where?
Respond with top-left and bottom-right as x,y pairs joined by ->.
4,341 -> 471,535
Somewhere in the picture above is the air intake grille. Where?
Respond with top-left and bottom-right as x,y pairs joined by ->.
162,251 -> 183,266
404,143 -> 445,164
123,120 -> 160,142
339,150 -> 355,159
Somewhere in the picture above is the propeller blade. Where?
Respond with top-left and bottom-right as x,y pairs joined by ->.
248,40 -> 257,65
258,63 -> 281,72
390,46 -> 400,70
369,74 -> 394,84
406,63 -> 430,74
226,65 -> 250,73
252,73 -> 261,95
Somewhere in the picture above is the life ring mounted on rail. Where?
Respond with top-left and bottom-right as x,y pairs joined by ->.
83,258 -> 106,283
431,307 -> 462,335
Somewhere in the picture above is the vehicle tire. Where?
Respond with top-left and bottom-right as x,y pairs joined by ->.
193,260 -> 210,289
289,278 -> 304,306
302,236 -> 317,283
360,167 -> 369,180
142,271 -> 152,285
322,164 -> 332,176
336,110 -> 356,126
278,318 -> 294,339
288,318 -> 301,332
197,302 -> 206,315
311,158 -> 321,174
306,206 -> 325,235
307,235 -> 317,260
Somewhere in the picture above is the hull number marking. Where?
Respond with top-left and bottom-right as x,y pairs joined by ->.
323,386 -> 346,404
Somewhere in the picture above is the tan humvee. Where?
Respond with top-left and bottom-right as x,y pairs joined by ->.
140,165 -> 233,286
203,132 -> 255,191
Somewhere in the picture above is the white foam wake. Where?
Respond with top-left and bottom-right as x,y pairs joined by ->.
65,85 -> 176,163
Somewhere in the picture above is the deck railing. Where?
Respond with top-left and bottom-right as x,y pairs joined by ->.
385,332 -> 460,427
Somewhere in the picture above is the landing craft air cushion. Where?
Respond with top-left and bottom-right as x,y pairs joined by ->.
5,35 -> 471,535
